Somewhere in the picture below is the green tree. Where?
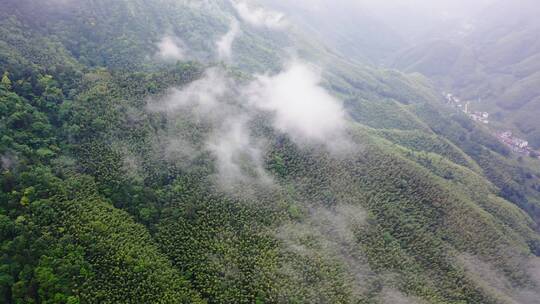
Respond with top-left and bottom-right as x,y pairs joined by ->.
1,72 -> 11,90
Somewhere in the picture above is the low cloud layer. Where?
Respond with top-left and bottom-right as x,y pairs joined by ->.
1,153 -> 17,170
156,36 -> 185,61
148,68 -> 271,190
244,62 -> 349,145
149,59 -> 352,190
216,18 -> 241,61
457,254 -> 540,304
515,257 -> 540,304
148,68 -> 229,116
207,116 -> 272,188
231,0 -> 288,29
381,288 -> 423,304
276,204 -> 370,296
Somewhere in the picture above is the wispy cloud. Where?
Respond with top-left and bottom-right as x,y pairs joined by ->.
147,68 -> 272,190
207,116 -> 272,189
216,18 -> 241,61
457,254 -> 540,304
276,204 -> 369,296
156,36 -> 185,61
1,153 -> 17,171
382,288 -> 424,304
148,68 -> 229,116
243,61 -> 349,146
231,0 -> 288,29
149,56 -> 353,190
515,257 -> 540,304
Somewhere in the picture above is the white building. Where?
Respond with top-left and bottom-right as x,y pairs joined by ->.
514,139 -> 529,149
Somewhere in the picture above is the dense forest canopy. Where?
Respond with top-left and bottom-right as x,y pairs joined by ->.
1,0 -> 540,303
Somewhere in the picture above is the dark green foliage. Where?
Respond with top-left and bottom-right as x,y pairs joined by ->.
0,169 -> 203,303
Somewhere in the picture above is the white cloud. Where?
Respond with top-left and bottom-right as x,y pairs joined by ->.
149,60 -> 352,190
148,68 -> 229,117
156,36 -> 185,61
243,61 -> 349,145
207,116 -> 272,188
515,257 -> 540,304
147,68 -> 272,190
216,18 -> 241,61
382,288 -> 424,304
1,154 -> 17,170
276,204 -> 369,296
231,0 -> 288,29
457,254 -> 540,304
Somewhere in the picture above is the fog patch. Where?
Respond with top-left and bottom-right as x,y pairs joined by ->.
216,18 -> 241,61
147,68 -> 273,191
244,61 -> 351,149
1,153 -> 17,171
458,254 -> 540,304
48,0 -> 77,6
148,68 -> 229,116
381,288 -> 424,304
156,36 -> 186,61
529,258 -> 540,284
148,58 -> 355,190
231,0 -> 288,30
458,254 -> 514,295
308,205 -> 367,246
276,204 -> 370,295
514,257 -> 540,304
207,116 -> 272,190
161,136 -> 199,165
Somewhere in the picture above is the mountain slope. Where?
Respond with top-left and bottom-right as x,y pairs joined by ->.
1,1 -> 540,303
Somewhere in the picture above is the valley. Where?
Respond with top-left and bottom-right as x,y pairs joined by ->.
443,91 -> 540,159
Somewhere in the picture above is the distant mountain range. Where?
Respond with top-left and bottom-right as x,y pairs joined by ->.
261,0 -> 540,149
391,0 -> 540,149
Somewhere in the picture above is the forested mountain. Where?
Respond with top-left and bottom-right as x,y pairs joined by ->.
1,1 -> 540,304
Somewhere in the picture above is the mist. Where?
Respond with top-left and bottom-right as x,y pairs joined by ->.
258,0 -> 500,63
276,204 -> 370,296
456,254 -> 540,304
216,18 -> 241,61
231,0 -> 288,29
381,289 -> 424,304
262,0 -> 496,27
147,68 -> 269,189
1,153 -> 17,171
4,0 -> 540,303
156,36 -> 185,61
147,55 -> 356,194
244,61 -> 349,145
207,116 -> 272,189
148,68 -> 229,116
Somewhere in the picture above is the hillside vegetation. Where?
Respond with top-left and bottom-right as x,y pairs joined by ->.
1,0 -> 540,303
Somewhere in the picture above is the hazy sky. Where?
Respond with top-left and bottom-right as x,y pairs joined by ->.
259,0 -> 498,41
264,0 -> 495,17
